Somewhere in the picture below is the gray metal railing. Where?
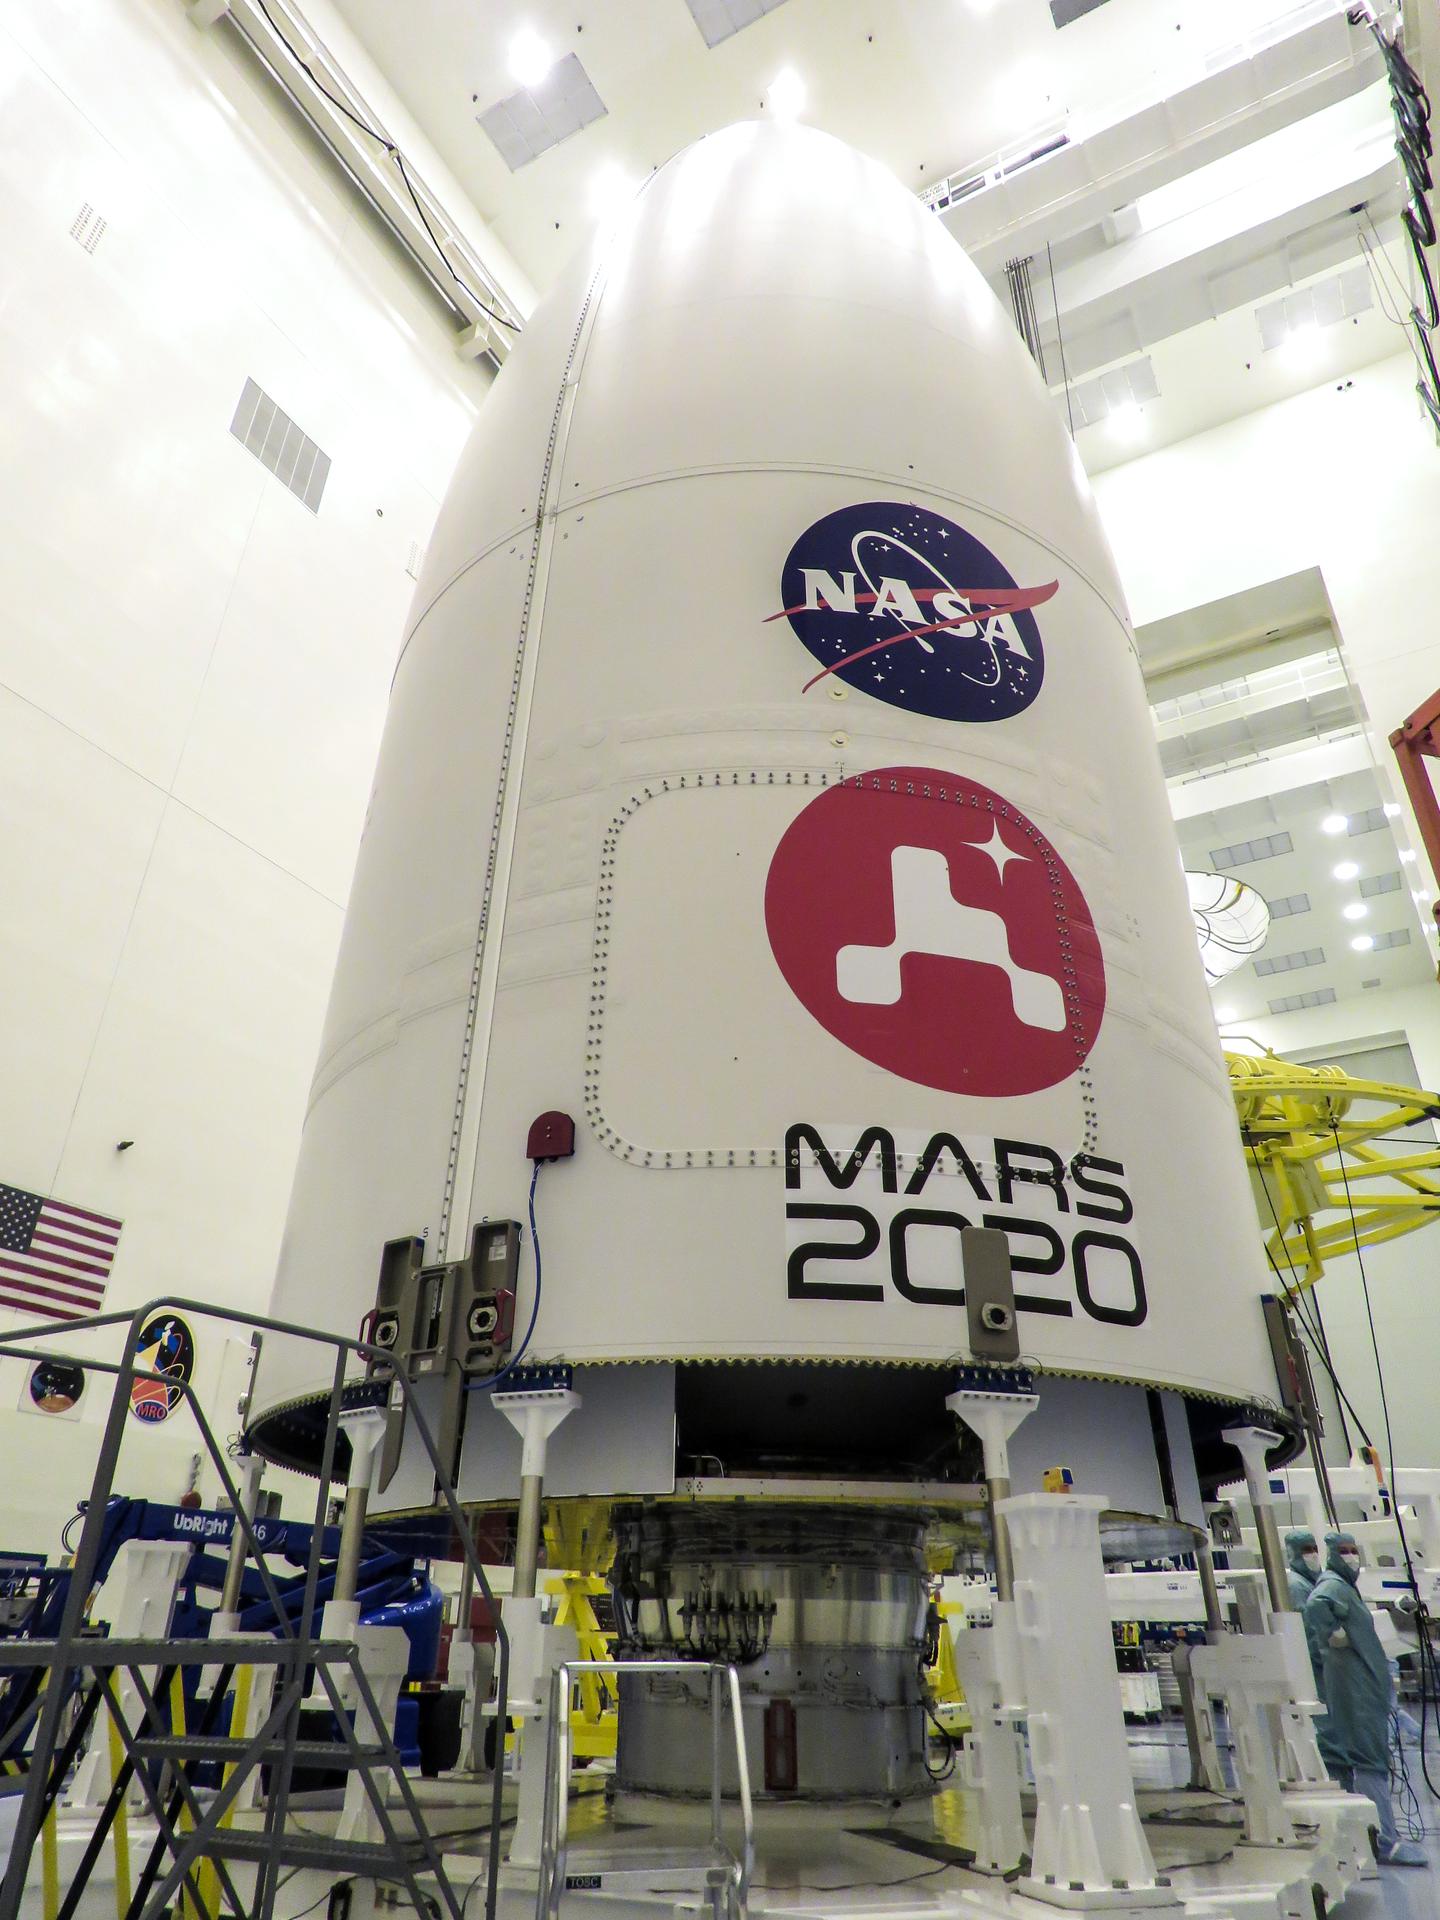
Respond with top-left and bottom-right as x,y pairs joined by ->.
0,1294 -> 512,1920
537,1659 -> 753,1920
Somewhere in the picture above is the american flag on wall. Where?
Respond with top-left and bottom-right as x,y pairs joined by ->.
0,1185 -> 121,1321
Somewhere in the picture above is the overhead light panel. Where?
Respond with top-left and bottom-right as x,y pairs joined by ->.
1065,356 -> 1160,431
682,0 -> 791,49
1332,860 -> 1359,880
1342,902 -> 1368,920
508,27 -> 555,88
767,67 -> 806,120
1350,934 -> 1375,951
1321,813 -> 1348,835
478,52 -> 608,171
1256,265 -> 1373,353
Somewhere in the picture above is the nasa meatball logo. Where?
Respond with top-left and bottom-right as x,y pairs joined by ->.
770,502 -> 1057,722
765,766 -> 1104,1097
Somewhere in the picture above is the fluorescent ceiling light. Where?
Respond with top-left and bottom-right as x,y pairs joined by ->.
1342,902 -> 1368,920
1385,802 -> 1402,816
1282,320 -> 1323,363
1332,860 -> 1359,880
1350,934 -> 1375,951
509,27 -> 555,87
767,67 -> 806,119
1215,1005 -> 1237,1023
1401,849 -> 1417,862
1107,400 -> 1145,441
1321,813 -> 1348,835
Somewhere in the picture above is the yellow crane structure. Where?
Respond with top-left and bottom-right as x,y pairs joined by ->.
1227,1050 -> 1440,1287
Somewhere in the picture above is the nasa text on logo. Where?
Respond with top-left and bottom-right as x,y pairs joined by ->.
128,1313 -> 195,1425
770,502 -> 1056,723
764,766 -> 1104,1097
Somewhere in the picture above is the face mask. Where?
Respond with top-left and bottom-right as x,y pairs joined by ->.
1302,1552 -> 1321,1572
1340,1552 -> 1362,1571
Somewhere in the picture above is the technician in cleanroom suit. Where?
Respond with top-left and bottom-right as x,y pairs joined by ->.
1304,1531 -> 1427,1866
1284,1530 -> 1333,1719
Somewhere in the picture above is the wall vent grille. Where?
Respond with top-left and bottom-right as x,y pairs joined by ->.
1371,927 -> 1412,950
1358,870 -> 1402,897
1268,892 -> 1311,918
682,0 -> 790,47
406,542 -> 425,581
229,379 -> 330,514
1347,806 -> 1389,836
1268,988 -> 1337,1014
1253,946 -> 1325,977
69,203 -> 107,255
477,53 -> 607,169
1209,831 -> 1294,868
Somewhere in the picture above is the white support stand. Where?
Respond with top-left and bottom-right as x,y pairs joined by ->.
451,1633 -> 496,1774
492,1383 -> 580,1873
951,1603 -> 1028,1876
498,1599 -> 579,1870
317,1404 -> 389,1680
337,1623 -> 413,1845
947,1378 -> 1038,1879
1002,1494 -> 1176,1911
68,1542 -> 189,1811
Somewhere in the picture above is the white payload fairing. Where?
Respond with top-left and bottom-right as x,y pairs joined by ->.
251,122 -> 1288,1800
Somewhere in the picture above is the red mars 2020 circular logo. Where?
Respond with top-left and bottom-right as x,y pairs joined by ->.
764,767 -> 1105,1098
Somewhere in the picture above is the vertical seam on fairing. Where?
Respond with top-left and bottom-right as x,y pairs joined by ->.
436,260 -> 612,1259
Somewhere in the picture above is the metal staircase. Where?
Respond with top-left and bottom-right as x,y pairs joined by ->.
0,1295 -> 514,1920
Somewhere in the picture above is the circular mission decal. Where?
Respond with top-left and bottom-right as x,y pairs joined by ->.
770,501 -> 1056,722
764,766 -> 1105,1097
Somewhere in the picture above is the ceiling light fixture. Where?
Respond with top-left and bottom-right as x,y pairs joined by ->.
1342,902 -> 1368,921
1281,320 -> 1323,363
1321,813 -> 1349,835
588,164 -> 636,221
1214,1005 -> 1237,1023
508,26 -> 555,88
1401,849 -> 1417,862
1107,400 -> 1145,441
1351,934 -> 1375,951
1384,802 -> 1402,817
767,67 -> 806,120
1332,860 -> 1359,880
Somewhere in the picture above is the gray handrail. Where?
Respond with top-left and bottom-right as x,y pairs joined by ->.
537,1659 -> 753,1920
0,1294 -> 512,1920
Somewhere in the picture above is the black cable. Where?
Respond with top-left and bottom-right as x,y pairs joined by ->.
471,1159 -> 544,1393
1254,1168 -> 1376,1451
1329,1123 -> 1440,1801
250,0 -> 521,335
1045,241 -> 1074,439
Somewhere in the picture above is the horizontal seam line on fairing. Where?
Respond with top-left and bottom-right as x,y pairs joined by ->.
393,462 -> 1133,678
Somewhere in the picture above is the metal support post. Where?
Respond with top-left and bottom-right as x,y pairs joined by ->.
1223,1423 -> 1292,1616
219,1454 -> 265,1618
946,1373 -> 1038,1603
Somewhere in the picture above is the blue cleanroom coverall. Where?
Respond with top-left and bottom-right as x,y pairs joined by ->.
1304,1531 -> 1426,1866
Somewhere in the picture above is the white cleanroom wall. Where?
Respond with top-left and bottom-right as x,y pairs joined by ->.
1093,358 -> 1440,1469
0,0 -> 490,1548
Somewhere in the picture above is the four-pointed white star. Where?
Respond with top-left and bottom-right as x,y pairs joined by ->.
971,822 -> 1026,879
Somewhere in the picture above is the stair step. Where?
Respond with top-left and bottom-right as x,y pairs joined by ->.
195,1831 -> 417,1873
557,1847 -> 735,1893
132,1735 -> 385,1766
